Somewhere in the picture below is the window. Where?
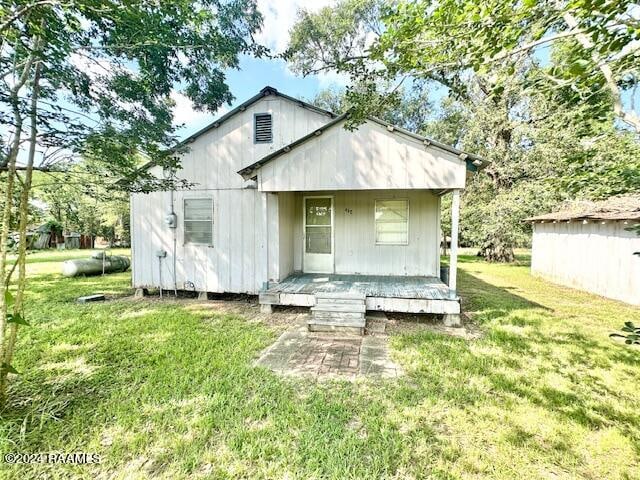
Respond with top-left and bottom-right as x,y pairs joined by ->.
254,113 -> 273,143
375,199 -> 409,245
184,198 -> 213,245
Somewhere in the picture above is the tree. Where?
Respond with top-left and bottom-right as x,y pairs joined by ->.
287,0 -> 640,261
0,0 -> 264,403
32,161 -> 131,246
309,82 -> 434,132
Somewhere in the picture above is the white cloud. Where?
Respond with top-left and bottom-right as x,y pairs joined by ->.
256,0 -> 335,53
171,91 -> 231,140
316,69 -> 350,88
171,90 -> 226,126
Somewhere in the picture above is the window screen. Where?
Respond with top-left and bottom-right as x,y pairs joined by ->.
305,197 -> 332,254
375,199 -> 409,245
254,113 -> 273,143
184,198 -> 213,245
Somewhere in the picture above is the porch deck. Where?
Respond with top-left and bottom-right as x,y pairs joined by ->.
260,273 -> 460,314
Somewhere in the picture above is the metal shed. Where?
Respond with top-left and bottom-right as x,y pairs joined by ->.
527,196 -> 640,305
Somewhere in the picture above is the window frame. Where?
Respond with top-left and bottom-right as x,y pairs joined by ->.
374,198 -> 410,246
183,197 -> 214,246
253,112 -> 273,144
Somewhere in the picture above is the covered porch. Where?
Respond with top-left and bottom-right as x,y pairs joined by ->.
238,114 -> 477,327
258,187 -> 463,327
259,272 -> 461,315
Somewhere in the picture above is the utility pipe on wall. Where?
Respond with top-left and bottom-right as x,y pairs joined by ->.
449,189 -> 460,298
170,189 -> 178,296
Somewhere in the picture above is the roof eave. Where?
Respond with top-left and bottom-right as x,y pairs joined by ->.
237,114 -> 489,178
143,86 -> 338,171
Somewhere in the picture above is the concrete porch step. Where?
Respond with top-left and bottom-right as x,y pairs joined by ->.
309,312 -> 366,323
307,316 -> 366,327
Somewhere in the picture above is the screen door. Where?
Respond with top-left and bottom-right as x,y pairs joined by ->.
303,196 -> 334,273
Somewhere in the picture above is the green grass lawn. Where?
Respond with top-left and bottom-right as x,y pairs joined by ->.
0,249 -> 639,479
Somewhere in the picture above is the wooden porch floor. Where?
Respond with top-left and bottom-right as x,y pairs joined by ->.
266,273 -> 454,300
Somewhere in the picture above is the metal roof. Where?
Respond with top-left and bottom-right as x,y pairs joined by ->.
527,195 -> 640,222
237,112 -> 488,179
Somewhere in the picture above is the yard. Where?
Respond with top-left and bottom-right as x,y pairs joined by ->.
0,249 -> 638,479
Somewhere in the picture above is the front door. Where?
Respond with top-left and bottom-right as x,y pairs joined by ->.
303,196 -> 334,273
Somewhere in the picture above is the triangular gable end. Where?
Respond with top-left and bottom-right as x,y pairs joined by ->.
239,116 -> 486,192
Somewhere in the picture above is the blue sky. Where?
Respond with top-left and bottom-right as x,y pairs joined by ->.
173,0 -> 343,141
174,55 -> 345,141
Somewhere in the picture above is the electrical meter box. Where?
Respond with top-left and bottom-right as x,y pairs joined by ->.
165,212 -> 177,228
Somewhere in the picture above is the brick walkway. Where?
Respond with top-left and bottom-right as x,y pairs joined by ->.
255,320 -> 402,380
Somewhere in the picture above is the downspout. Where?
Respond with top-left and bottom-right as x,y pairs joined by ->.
264,190 -> 269,291
170,189 -> 177,296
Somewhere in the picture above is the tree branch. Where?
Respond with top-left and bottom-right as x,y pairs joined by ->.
562,11 -> 640,133
0,1 -> 67,34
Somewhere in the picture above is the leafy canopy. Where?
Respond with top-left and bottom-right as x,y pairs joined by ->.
1,0 -> 265,190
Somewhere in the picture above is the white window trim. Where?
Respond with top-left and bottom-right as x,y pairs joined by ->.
374,198 -> 409,246
183,197 -> 214,246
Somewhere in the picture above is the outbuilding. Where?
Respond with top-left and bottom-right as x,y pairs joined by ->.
527,196 -> 640,305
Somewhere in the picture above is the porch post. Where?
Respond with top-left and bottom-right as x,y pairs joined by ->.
449,189 -> 460,298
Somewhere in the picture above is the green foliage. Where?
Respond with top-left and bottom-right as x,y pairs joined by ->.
376,0 -> 639,127
0,1 -> 265,402
560,131 -> 640,199
32,162 -> 130,243
41,219 -> 63,236
2,249 -> 640,478
610,322 -> 640,345
288,0 -> 640,261
310,82 -> 434,132
1,0 -> 265,185
6,312 -> 28,327
0,363 -> 18,375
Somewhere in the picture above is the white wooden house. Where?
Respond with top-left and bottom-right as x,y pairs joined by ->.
528,196 -> 640,305
130,87 -> 487,330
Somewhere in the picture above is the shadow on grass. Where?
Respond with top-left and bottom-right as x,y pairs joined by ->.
458,268 -> 550,326
2,253 -> 638,479
394,265 -> 640,456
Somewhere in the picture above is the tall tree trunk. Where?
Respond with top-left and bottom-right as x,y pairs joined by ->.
0,61 -> 41,400
0,103 -> 24,381
0,33 -> 40,396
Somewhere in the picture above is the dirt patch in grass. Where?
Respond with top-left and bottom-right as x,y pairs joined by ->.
386,312 -> 483,340
132,293 -> 307,333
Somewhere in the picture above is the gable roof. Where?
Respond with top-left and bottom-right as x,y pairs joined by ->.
527,195 -> 640,222
175,86 -> 336,150
238,112 -> 488,180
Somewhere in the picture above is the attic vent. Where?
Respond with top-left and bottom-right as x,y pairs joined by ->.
254,113 -> 273,143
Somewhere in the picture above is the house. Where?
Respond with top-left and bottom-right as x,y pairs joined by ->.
130,86 -> 487,330
527,195 -> 640,305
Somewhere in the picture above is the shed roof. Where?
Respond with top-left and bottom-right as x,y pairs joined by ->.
238,113 -> 487,179
527,195 -> 640,222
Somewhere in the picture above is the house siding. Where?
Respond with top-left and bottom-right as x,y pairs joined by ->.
280,190 -> 440,277
258,120 -> 467,192
531,221 -> 640,305
130,95 -> 332,293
